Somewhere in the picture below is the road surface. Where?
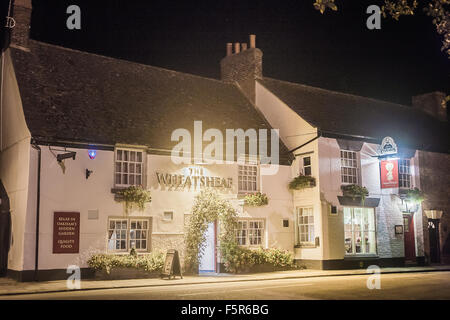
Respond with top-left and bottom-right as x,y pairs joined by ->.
2,271 -> 450,300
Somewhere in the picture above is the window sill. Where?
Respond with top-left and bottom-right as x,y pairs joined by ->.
238,192 -> 261,198
294,244 -> 317,249
107,251 -> 150,255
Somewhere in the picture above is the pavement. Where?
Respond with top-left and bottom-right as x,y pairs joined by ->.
0,264 -> 449,297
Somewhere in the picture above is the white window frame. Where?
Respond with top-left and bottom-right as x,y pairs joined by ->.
344,207 -> 377,255
235,219 -> 265,246
238,164 -> 259,193
340,150 -> 359,185
399,159 -> 412,189
107,217 -> 150,252
295,207 -> 315,245
300,155 -> 312,176
114,148 -> 145,188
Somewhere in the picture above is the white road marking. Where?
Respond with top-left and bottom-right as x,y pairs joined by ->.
178,283 -> 313,296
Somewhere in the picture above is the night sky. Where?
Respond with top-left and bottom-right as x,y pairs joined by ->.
9,0 -> 450,105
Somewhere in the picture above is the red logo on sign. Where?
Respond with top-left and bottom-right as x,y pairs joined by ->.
380,159 -> 399,189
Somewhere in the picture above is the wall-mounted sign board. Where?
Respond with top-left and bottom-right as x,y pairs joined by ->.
380,159 -> 399,189
53,212 -> 80,254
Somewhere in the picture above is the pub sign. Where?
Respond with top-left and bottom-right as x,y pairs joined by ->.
53,212 -> 80,254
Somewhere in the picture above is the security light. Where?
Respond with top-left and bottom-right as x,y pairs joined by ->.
56,151 -> 76,162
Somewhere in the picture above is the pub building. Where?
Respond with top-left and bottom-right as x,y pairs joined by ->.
0,0 -> 449,281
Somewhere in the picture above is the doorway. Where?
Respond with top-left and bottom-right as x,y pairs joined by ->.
0,180 -> 11,277
428,219 -> 441,263
403,214 -> 416,262
199,221 -> 216,273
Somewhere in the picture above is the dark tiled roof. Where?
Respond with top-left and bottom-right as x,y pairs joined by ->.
10,41 -> 292,164
258,78 -> 450,154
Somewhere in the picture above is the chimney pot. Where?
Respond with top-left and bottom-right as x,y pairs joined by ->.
226,43 -> 232,56
241,43 -> 248,51
234,42 -> 240,54
249,34 -> 256,48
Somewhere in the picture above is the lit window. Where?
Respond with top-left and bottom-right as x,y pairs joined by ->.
115,149 -> 144,187
340,150 -> 359,184
108,218 -> 150,252
235,220 -> 264,246
296,207 -> 314,245
399,159 -> 411,188
301,156 -> 312,176
238,164 -> 258,193
344,207 -> 376,255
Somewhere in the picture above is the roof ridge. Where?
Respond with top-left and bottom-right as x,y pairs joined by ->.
259,77 -> 413,110
28,39 -> 229,85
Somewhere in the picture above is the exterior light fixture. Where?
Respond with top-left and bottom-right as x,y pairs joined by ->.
88,150 -> 97,159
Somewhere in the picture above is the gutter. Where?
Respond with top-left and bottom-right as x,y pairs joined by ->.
30,139 -> 41,281
288,130 -> 322,154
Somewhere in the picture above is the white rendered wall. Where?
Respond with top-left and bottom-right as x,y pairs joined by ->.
0,50 -> 32,272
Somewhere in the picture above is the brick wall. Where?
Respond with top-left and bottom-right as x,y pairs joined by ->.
220,48 -> 263,102
11,2 -> 32,49
418,150 -> 450,263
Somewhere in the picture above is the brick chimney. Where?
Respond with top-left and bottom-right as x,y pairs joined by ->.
412,91 -> 448,122
10,0 -> 32,51
220,34 -> 262,103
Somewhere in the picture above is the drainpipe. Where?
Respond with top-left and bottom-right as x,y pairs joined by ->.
31,140 -> 41,281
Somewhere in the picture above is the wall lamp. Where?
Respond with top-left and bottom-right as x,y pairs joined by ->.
57,152 -> 76,162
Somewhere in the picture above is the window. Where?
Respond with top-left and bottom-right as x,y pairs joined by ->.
238,164 -> 258,193
235,220 -> 264,246
296,207 -> 314,245
163,211 -> 173,221
115,149 -> 144,187
340,150 -> 359,184
344,207 -> 376,255
301,156 -> 312,176
108,218 -> 150,252
399,159 -> 411,188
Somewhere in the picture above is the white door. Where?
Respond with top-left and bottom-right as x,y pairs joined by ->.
199,222 -> 215,273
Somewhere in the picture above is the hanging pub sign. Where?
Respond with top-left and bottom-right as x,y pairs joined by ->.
380,159 -> 399,189
161,249 -> 183,279
378,136 -> 398,156
53,212 -> 80,254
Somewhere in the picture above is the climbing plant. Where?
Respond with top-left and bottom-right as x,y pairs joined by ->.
184,189 -> 238,274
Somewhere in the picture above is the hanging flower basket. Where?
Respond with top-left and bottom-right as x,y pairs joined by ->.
115,185 -> 152,214
244,192 -> 269,207
288,175 -> 316,190
403,188 -> 425,204
341,184 -> 369,204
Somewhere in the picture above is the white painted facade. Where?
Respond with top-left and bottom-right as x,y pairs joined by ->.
0,46 -> 428,280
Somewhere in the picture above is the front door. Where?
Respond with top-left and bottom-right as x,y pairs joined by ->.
403,214 -> 416,261
199,222 -> 216,273
428,219 -> 441,263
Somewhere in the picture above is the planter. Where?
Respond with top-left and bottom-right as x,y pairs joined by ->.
94,267 -> 161,280
289,176 -> 316,190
